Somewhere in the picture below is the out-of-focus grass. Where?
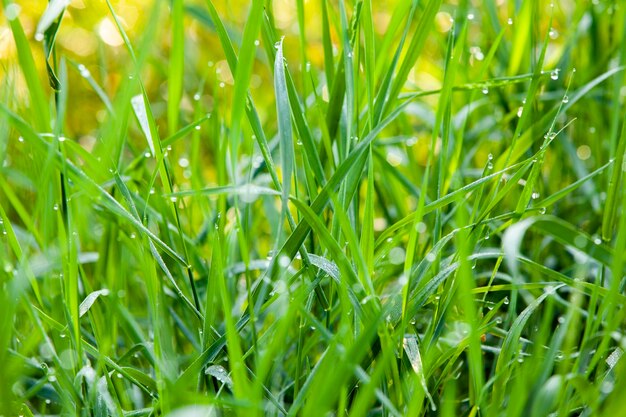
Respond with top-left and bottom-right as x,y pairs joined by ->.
1,0 -> 626,416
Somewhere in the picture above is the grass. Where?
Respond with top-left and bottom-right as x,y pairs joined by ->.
1,0 -> 625,415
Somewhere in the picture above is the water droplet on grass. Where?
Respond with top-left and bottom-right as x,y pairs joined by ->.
562,95 -> 569,104
482,86 -> 489,94
551,69 -> 559,80
78,64 -> 91,78
35,32 -> 44,42
18,136 -> 24,143
507,18 -> 513,25
549,28 -> 558,39
5,4 -> 21,20
193,93 -> 201,101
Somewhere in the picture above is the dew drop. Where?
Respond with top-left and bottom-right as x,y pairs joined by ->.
53,204 -> 59,211
78,64 -> 91,78
18,136 -> 24,143
35,32 -> 44,42
482,86 -> 489,95
195,125 -> 201,131
562,95 -> 569,104
507,18 -> 513,25
58,136 -> 67,142
601,381 -> 614,394
539,207 -> 547,214
517,107 -> 523,118
4,4 -> 21,20
503,297 -> 509,305
170,196 -> 178,203
254,39 -> 260,46
531,192 -> 540,199
549,28 -> 558,39
550,69 -> 559,80
467,13 -> 475,20
144,152 -> 151,158
193,93 -> 201,101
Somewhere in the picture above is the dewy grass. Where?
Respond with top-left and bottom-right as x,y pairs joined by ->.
1,0 -> 625,416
